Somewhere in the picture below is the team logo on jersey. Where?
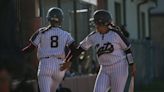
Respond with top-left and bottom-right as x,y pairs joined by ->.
95,42 -> 114,57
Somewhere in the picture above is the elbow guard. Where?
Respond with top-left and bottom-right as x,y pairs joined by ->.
125,49 -> 134,65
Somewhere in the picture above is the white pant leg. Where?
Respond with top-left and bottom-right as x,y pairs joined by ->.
38,76 -> 52,92
51,64 -> 66,92
37,58 -> 66,92
110,60 -> 129,92
93,66 -> 110,92
50,79 -> 59,92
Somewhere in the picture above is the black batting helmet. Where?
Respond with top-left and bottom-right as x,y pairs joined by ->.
92,10 -> 112,26
46,7 -> 64,22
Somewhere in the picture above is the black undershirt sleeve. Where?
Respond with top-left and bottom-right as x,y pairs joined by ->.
67,41 -> 86,62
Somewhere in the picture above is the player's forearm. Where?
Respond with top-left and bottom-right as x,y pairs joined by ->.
66,43 -> 85,62
71,47 -> 85,62
70,50 -> 85,62
21,43 -> 36,54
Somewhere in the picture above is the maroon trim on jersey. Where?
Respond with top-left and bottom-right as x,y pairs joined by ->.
111,29 -> 130,47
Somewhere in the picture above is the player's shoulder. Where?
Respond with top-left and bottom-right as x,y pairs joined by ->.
30,27 -> 48,40
39,27 -> 47,31
110,27 -> 124,37
39,26 -> 51,33
31,27 -> 47,36
110,27 -> 129,44
58,28 -> 71,35
87,31 -> 97,37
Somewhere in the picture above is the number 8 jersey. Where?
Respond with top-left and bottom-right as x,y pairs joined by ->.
30,27 -> 74,60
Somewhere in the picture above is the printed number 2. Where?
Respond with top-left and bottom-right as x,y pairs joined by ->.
51,36 -> 58,48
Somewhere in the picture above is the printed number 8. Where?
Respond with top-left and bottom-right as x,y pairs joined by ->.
51,36 -> 58,48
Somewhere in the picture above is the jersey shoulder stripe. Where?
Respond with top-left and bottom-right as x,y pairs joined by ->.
40,26 -> 52,34
110,28 -> 130,46
30,27 -> 48,41
87,31 -> 96,37
31,30 -> 40,42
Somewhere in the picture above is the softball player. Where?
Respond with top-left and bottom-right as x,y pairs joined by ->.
22,7 -> 75,92
61,10 -> 136,92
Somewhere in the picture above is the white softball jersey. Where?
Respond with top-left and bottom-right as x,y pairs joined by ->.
80,29 -> 131,65
29,27 -> 74,92
30,27 -> 74,60
80,29 -> 130,92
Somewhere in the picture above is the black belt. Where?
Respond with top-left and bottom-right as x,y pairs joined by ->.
40,56 -> 63,60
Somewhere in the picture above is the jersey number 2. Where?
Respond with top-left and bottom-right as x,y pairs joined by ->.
51,36 -> 58,48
